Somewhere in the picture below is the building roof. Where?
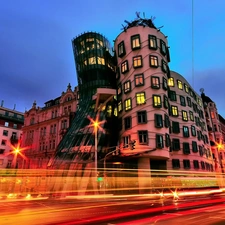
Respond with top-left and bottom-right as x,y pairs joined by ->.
201,93 -> 214,104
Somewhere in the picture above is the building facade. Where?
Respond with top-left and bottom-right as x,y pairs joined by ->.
0,104 -> 24,168
21,84 -> 78,169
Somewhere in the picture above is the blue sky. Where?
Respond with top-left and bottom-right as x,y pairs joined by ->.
1,0 -> 225,116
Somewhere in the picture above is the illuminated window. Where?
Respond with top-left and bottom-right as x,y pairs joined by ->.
88,57 -> 96,65
155,114 -> 163,128
189,111 -> 194,121
124,116 -> 131,130
97,57 -> 105,65
183,159 -> 190,169
131,34 -> 141,50
150,76 -> 160,89
4,122 -> 9,127
160,39 -> 167,55
124,98 -> 132,111
136,92 -> 146,105
183,126 -> 189,137
135,74 -> 144,86
137,111 -> 147,124
191,125 -> 196,136
183,143 -> 190,154
138,130 -> 148,144
163,95 -> 168,109
121,60 -> 129,73
148,35 -> 157,49
118,100 -> 122,112
210,111 -> 215,119
182,110 -> 188,121
149,55 -> 158,67
161,59 -> 167,73
96,39 -> 103,48
177,80 -> 183,90
168,77 -> 174,87
153,95 -> 161,108
171,105 -> 178,116
117,83 -> 122,96
133,55 -> 142,68
156,134 -> 164,148
180,96 -> 186,106
163,77 -> 167,90
124,80 -> 131,93
184,84 -> 189,93
118,41 -> 126,57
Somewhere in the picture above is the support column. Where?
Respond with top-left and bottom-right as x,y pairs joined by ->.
138,158 -> 151,194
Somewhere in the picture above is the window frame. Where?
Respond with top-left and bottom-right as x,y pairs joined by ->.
133,55 -> 143,68
124,98 -> 132,111
153,95 -> 162,108
118,41 -> 126,57
136,92 -> 146,105
134,73 -> 144,87
148,35 -> 157,50
156,134 -> 164,149
151,76 -> 160,89
138,130 -> 148,144
124,80 -> 131,94
131,34 -> 141,50
149,55 -> 159,68
121,60 -> 129,74
137,111 -> 147,124
154,114 -> 163,128
124,116 -> 132,130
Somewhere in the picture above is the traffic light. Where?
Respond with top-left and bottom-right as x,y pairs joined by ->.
130,140 -> 136,150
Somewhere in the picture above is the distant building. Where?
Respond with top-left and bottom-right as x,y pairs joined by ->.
0,104 -> 24,168
21,84 -> 78,169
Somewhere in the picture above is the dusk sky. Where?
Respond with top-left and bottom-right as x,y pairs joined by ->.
1,0 -> 225,116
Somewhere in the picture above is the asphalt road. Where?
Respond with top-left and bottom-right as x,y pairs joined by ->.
1,194 -> 225,225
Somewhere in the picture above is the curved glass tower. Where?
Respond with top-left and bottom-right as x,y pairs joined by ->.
50,32 -> 117,169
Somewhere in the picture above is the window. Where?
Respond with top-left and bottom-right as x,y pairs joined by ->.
123,136 -> 130,148
187,97 -> 192,107
4,122 -> 9,127
131,34 -> 141,50
162,77 -> 167,90
164,114 -> 170,128
137,111 -> 147,124
117,83 -> 122,96
171,105 -> 178,116
124,98 -> 132,111
133,55 -> 142,68
177,80 -> 183,89
153,95 -> 161,108
172,121 -> 180,133
172,139 -> 180,150
183,142 -> 190,154
192,141 -> 198,152
191,126 -> 196,136
148,35 -> 157,49
124,116 -> 132,130
180,96 -> 186,106
168,77 -> 174,87
135,74 -> 144,86
149,55 -> 158,67
118,100 -> 122,112
118,41 -> 126,57
161,59 -> 167,73
1,140 -> 6,146
184,84 -> 189,93
189,111 -> 194,121
182,110 -> 188,121
0,149 -> 4,154
13,124 -> 17,129
138,130 -> 148,144
183,160 -> 190,169
201,161 -> 205,170
169,90 -> 176,101
155,114 -> 163,128
172,159 -> 180,169
151,76 -> 160,89
136,92 -> 146,105
3,130 -> 8,136
116,67 -> 120,80
156,134 -> 164,148
163,95 -> 168,109
183,126 -> 189,137
121,60 -> 129,74
193,160 -> 199,169
124,80 -> 131,93
165,133 -> 171,147
160,39 -> 167,55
